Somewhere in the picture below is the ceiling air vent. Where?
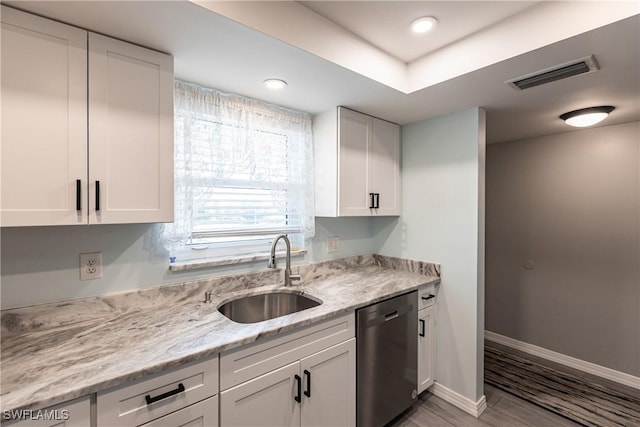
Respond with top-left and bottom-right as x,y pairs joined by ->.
507,55 -> 600,90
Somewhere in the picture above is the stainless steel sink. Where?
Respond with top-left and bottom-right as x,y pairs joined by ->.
218,292 -> 321,323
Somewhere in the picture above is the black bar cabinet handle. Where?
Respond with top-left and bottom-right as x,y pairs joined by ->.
95,180 -> 100,211
303,369 -> 311,398
145,383 -> 185,405
294,374 -> 302,403
422,294 -> 435,301
369,192 -> 375,209
76,180 -> 81,211
375,193 -> 380,209
419,319 -> 426,337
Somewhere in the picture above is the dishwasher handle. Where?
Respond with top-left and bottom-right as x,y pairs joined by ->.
385,311 -> 399,321
359,301 -> 414,328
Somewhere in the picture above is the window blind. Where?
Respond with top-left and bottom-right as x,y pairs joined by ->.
163,81 -> 314,259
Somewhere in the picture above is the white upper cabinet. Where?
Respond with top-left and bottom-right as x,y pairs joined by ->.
0,6 -> 174,227
314,107 -> 401,217
88,33 -> 174,224
1,6 -> 88,226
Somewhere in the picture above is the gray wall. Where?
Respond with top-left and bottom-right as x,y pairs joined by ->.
376,107 -> 486,402
0,217 -> 376,309
485,121 -> 640,376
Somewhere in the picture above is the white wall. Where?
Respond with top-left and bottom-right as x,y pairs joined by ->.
486,121 -> 640,376
0,217 -> 376,309
376,107 -> 486,402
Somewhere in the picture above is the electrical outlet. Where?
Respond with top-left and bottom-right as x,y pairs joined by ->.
327,236 -> 340,253
80,252 -> 102,280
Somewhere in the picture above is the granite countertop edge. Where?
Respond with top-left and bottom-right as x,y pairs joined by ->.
0,254 -> 441,413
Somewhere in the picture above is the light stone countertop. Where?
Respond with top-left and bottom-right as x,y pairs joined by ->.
0,254 -> 440,413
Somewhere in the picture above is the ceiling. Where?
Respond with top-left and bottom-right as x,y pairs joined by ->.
3,1 -> 639,144
298,1 -> 539,63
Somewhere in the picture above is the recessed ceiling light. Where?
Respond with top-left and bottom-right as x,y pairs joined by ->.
410,16 -> 438,34
263,79 -> 287,90
559,106 -> 615,127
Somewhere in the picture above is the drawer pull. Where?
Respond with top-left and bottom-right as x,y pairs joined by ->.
303,369 -> 311,398
145,383 -> 185,405
76,180 -> 82,211
421,294 -> 435,301
294,374 -> 302,403
95,180 -> 101,211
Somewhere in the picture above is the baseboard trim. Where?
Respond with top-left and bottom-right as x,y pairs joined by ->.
485,330 -> 640,390
430,382 -> 487,417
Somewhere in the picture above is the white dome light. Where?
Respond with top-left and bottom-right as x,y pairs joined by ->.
263,79 -> 287,90
560,106 -> 615,127
410,16 -> 438,34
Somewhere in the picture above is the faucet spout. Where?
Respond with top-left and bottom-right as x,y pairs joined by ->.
268,234 -> 300,287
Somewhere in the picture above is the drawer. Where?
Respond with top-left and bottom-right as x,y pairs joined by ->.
97,355 -> 218,427
140,395 -> 218,427
220,313 -> 354,390
418,284 -> 437,309
2,396 -> 89,427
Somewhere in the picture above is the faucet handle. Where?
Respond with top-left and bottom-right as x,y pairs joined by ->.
290,273 -> 301,282
268,255 -> 277,269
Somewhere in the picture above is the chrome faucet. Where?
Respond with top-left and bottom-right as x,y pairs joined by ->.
268,234 -> 301,287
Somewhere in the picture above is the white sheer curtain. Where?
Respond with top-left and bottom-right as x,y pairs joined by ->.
162,80 -> 314,259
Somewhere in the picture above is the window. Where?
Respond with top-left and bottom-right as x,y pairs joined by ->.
162,81 -> 314,262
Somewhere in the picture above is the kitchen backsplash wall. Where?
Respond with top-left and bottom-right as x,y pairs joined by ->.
0,217 -> 377,310
485,121 -> 640,376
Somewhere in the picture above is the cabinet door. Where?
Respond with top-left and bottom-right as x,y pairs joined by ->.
418,306 -> 435,393
300,338 -> 356,427
88,33 -> 173,224
370,117 -> 401,216
220,361 -> 301,427
1,6 -> 87,226
139,395 -> 218,427
338,108 -> 371,216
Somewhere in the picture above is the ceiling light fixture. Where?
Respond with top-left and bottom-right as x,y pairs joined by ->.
263,78 -> 287,90
559,106 -> 615,127
410,16 -> 438,34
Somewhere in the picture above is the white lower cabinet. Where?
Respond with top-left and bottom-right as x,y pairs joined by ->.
139,395 -> 218,427
221,361 -> 301,427
221,339 -> 355,427
300,340 -> 356,427
2,396 -> 90,427
96,356 -> 218,426
418,290 -> 435,393
220,314 -> 356,427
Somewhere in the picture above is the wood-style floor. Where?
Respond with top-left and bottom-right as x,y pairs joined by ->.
389,383 -> 583,427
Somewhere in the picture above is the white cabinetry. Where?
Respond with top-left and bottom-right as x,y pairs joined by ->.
97,356 -> 218,426
0,6 -> 173,227
2,396 -> 90,427
314,107 -> 401,217
88,33 -> 173,224
220,314 -> 356,427
417,286 -> 437,393
1,6 -> 87,226
139,396 -> 218,427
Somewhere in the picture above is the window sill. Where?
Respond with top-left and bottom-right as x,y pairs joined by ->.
168,250 -> 307,272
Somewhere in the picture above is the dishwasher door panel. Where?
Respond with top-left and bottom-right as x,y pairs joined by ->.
356,291 -> 417,427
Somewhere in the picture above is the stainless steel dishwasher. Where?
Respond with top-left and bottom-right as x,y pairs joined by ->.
356,291 -> 417,427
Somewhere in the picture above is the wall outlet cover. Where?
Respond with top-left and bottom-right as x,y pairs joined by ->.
327,236 -> 340,253
80,252 -> 103,280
